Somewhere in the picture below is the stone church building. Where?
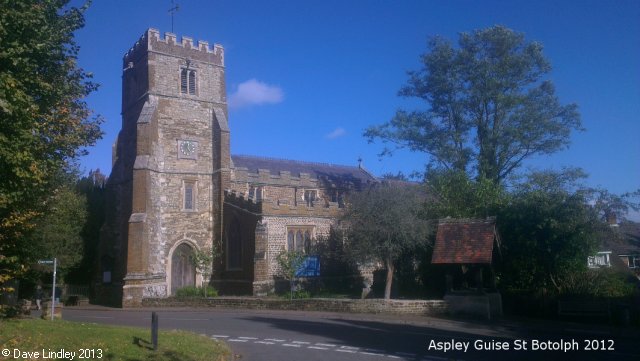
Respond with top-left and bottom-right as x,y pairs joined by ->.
95,29 -> 375,307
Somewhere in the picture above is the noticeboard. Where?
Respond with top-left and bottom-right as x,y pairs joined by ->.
295,256 -> 320,277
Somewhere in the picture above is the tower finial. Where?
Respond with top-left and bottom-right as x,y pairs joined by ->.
168,0 -> 180,33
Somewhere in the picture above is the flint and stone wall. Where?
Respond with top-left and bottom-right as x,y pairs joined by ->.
142,297 -> 449,316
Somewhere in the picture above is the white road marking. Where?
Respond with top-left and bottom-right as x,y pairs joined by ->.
255,341 -> 275,345
219,333 -> 424,360
360,351 -> 385,356
340,346 -> 360,350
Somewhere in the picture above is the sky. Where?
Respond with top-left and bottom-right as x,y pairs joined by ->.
73,0 -> 639,216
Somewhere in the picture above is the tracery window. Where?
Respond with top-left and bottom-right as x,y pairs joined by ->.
286,226 -> 314,253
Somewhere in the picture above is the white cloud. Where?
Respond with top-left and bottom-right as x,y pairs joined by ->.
326,127 -> 346,139
228,79 -> 283,108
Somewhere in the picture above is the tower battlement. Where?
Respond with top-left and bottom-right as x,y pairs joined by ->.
123,28 -> 224,67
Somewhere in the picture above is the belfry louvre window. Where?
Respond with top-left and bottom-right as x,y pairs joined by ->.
181,68 -> 196,95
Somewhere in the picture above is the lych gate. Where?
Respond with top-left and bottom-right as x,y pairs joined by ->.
431,217 -> 502,319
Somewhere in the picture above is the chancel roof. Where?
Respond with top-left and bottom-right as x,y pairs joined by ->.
231,155 -> 376,186
431,218 -> 499,264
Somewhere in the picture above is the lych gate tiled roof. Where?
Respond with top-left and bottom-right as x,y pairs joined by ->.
231,154 -> 377,185
431,218 -> 498,264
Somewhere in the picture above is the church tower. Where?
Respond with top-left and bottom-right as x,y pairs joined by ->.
102,29 -> 230,307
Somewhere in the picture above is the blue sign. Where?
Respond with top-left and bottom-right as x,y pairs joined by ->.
296,256 -> 320,277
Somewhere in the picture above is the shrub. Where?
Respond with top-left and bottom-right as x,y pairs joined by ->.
175,286 -> 218,298
560,269 -> 636,298
279,289 -> 311,299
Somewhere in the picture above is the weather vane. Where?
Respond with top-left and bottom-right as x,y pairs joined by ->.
168,0 -> 180,33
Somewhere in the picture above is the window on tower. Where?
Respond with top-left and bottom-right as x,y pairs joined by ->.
184,181 -> 196,210
181,68 -> 196,95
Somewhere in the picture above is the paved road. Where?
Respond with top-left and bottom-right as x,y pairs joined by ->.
60,308 -> 639,361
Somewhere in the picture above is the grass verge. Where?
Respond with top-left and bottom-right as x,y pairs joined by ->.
0,318 -> 230,361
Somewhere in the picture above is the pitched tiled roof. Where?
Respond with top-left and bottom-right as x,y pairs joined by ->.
431,218 -> 498,264
231,154 -> 377,185
602,221 -> 640,255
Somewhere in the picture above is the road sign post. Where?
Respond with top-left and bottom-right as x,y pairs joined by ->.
51,258 -> 57,320
38,258 -> 57,320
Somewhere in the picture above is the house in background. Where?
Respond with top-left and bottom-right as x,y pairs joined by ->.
588,220 -> 640,278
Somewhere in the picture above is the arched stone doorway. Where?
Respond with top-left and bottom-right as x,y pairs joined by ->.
171,243 -> 196,295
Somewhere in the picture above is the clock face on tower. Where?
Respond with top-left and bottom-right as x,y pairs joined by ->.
178,140 -> 197,159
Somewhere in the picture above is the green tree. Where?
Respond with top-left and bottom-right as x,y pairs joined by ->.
190,245 -> 219,297
276,249 -> 305,300
0,0 -> 102,292
424,169 -> 507,220
497,176 -> 601,293
66,169 -> 107,284
588,188 -> 640,223
341,182 -> 430,299
29,182 -> 87,278
365,26 -> 581,185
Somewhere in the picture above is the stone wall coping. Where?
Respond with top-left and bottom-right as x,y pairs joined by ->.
141,296 -> 448,316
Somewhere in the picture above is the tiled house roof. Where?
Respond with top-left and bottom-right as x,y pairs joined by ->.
231,154 -> 377,185
603,221 -> 640,255
431,218 -> 499,264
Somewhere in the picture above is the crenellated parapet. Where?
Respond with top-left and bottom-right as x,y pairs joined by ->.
124,28 -> 224,67
224,190 -> 263,214
224,189 -> 342,218
232,167 -> 321,188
